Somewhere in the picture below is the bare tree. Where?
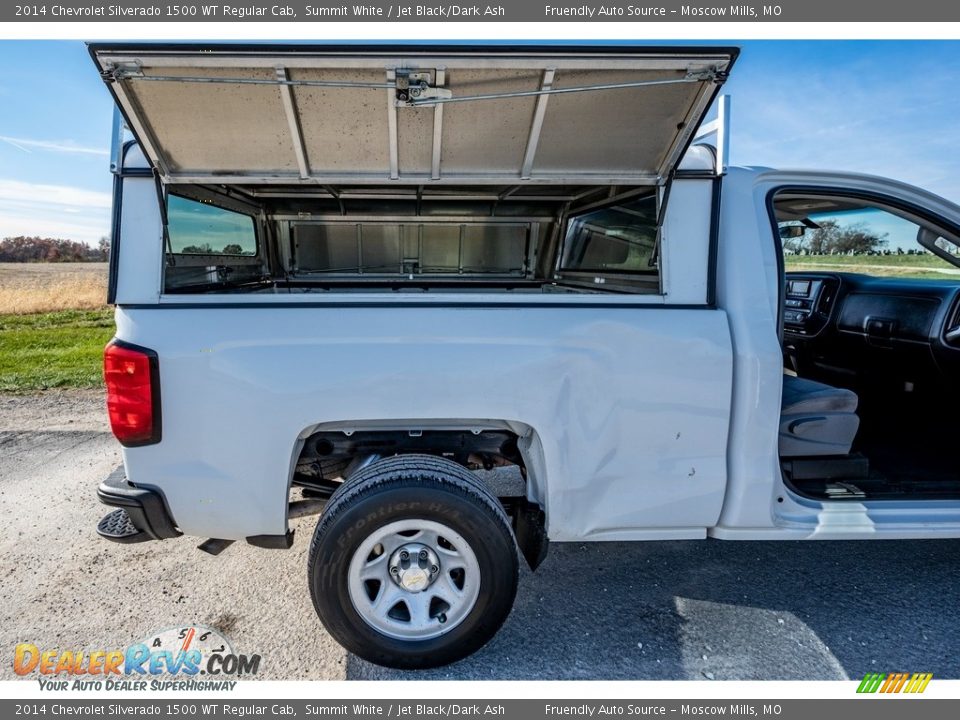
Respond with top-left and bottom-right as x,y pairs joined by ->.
804,220 -> 888,255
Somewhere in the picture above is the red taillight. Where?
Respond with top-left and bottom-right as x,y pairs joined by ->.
104,342 -> 160,446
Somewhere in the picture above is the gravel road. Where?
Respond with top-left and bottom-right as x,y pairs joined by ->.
1,392 -> 957,681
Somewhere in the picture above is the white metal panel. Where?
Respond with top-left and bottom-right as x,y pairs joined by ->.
115,305 -> 733,541
660,178 -> 714,305
707,168 -> 785,537
91,45 -> 735,185
114,176 -> 163,304
713,500 -> 960,540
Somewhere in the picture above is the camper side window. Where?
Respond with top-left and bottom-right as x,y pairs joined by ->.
163,194 -> 263,293
167,195 -> 257,257
559,194 -> 659,283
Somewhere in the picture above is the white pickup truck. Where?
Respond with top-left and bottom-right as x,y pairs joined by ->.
90,43 -> 960,669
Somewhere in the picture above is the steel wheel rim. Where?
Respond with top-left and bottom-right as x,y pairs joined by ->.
347,518 -> 481,641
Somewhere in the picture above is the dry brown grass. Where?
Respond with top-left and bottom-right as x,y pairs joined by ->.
0,263 -> 108,315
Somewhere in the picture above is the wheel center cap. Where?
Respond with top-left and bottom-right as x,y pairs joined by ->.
400,567 -> 430,592
388,542 -> 440,593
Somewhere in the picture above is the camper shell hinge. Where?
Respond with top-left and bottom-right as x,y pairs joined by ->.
101,62 -> 144,84
395,69 -> 452,107
686,67 -> 729,84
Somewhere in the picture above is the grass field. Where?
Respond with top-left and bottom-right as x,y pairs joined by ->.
0,262 -> 108,315
0,264 -> 112,392
785,253 -> 960,280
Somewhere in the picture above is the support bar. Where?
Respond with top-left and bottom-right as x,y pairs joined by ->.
431,68 -> 446,180
521,68 -> 556,180
386,69 -> 399,180
276,67 -> 310,180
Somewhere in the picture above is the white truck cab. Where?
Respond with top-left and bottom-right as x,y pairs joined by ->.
90,44 -> 960,668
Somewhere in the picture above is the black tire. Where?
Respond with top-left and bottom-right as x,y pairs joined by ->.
308,454 -> 519,669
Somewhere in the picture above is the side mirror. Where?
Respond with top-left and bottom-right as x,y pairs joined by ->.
779,224 -> 806,240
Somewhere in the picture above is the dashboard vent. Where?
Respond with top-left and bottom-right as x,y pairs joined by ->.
816,280 -> 838,315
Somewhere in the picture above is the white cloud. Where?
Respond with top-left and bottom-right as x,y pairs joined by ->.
0,178 -> 111,245
0,178 -> 111,209
0,135 -> 109,156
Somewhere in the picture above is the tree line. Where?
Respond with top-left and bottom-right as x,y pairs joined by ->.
0,236 -> 110,263
782,220 -> 889,255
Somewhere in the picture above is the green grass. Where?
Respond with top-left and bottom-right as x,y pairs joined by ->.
788,253 -> 948,268
785,253 -> 960,280
0,309 -> 115,392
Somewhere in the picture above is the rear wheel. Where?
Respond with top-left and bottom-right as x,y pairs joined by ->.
308,455 -> 519,669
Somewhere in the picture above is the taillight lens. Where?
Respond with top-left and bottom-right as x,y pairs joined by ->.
104,341 -> 161,446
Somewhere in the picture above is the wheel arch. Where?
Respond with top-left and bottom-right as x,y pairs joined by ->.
283,417 -> 552,536
287,418 -> 547,500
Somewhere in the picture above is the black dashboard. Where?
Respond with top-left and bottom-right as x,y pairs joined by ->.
783,276 -> 840,337
784,272 -> 960,386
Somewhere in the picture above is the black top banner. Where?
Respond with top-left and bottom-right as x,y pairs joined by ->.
6,0 -> 958,22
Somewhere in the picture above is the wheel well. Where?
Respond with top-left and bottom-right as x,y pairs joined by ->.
291,426 -> 549,570
294,428 -> 525,490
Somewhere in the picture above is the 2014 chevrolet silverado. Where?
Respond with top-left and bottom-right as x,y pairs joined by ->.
90,44 -> 960,668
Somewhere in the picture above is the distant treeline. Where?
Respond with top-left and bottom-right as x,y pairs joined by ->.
0,236 -> 110,263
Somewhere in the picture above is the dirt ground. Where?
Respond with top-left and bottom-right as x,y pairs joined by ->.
1,391 -> 958,681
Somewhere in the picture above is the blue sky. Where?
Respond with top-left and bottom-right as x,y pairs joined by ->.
1,40 -> 959,246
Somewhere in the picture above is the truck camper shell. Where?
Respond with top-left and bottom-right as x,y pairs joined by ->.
90,44 -> 736,298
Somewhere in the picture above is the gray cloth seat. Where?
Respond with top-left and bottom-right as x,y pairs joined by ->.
780,375 -> 860,457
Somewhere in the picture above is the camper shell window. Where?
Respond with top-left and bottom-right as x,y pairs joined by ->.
167,195 -> 257,256
561,194 -> 658,275
163,190 -> 266,293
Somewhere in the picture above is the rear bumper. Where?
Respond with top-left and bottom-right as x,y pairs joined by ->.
97,466 -> 181,541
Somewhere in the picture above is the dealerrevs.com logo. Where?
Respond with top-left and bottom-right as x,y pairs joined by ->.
13,625 -> 260,691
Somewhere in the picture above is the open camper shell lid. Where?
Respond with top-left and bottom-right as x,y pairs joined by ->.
89,43 -> 738,186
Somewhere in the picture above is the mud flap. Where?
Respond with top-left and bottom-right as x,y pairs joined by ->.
513,499 -> 549,571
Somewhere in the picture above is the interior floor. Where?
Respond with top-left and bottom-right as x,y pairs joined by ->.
783,371 -> 960,501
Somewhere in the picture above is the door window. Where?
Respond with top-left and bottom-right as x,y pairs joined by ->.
775,194 -> 960,280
